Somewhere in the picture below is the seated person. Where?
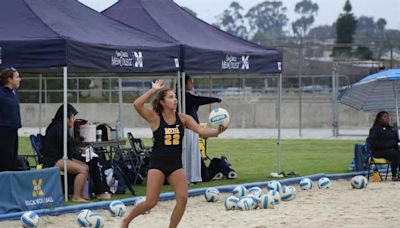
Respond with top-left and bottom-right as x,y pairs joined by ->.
368,111 -> 400,181
42,104 -> 111,201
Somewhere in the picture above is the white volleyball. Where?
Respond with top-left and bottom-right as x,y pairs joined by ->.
236,197 -> 254,211
109,200 -> 126,217
205,187 -> 219,202
318,177 -> 332,189
208,108 -> 230,129
268,190 -> 281,204
76,209 -> 92,227
266,180 -> 282,193
21,211 -> 39,228
351,175 -> 368,189
232,185 -> 247,198
246,195 -> 260,209
248,186 -> 263,198
259,194 -> 274,209
281,186 -> 296,201
224,195 -> 239,210
299,177 -> 314,190
87,212 -> 104,228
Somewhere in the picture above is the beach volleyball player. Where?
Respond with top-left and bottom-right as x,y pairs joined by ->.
121,80 -> 227,228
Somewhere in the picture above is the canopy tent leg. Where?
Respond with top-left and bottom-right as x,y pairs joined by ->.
117,77 -> 124,139
63,67 -> 69,202
393,83 -> 400,136
277,73 -> 282,173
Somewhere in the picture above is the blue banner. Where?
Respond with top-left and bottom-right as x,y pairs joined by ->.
0,167 -> 64,214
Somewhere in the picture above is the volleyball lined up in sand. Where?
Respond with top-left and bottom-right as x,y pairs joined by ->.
21,211 -> 39,228
76,209 -> 104,228
204,187 -> 220,202
109,200 -> 126,217
351,175 -> 368,189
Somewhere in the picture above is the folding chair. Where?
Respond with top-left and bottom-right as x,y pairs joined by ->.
29,134 -> 45,169
127,132 -> 151,186
365,139 -> 391,181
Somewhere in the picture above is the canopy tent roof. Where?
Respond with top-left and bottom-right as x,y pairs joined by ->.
0,0 -> 180,73
103,0 -> 282,74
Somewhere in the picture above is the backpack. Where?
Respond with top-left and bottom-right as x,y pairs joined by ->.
200,158 -> 210,182
208,156 -> 236,180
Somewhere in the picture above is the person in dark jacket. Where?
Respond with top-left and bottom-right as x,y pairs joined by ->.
368,111 -> 400,181
43,104 -> 110,201
183,75 -> 222,183
0,67 -> 22,172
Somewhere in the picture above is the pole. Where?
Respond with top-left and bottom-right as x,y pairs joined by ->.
332,63 -> 338,137
277,73 -> 282,173
63,67 -> 68,202
39,74 -> 43,134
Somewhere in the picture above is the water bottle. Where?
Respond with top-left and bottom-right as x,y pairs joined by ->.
372,171 -> 380,182
116,120 -> 123,140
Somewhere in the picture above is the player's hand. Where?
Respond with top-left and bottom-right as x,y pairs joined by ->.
152,80 -> 164,91
217,125 -> 228,134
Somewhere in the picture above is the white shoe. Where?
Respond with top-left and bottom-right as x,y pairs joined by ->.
212,172 -> 224,180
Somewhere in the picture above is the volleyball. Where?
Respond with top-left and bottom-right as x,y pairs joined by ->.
87,212 -> 104,228
351,175 -> 368,189
281,186 -> 296,201
245,194 -> 260,209
248,186 -> 263,198
236,197 -> 254,211
208,108 -> 230,129
76,209 -> 92,227
259,194 -> 274,209
109,200 -> 126,217
232,185 -> 247,198
299,177 -> 314,190
21,211 -> 39,228
266,180 -> 282,193
204,187 -> 219,202
224,196 -> 239,210
268,190 -> 281,204
318,177 -> 332,189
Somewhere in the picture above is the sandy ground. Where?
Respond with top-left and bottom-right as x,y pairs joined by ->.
2,180 -> 400,228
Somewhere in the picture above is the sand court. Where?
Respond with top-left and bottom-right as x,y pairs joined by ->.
2,180 -> 400,227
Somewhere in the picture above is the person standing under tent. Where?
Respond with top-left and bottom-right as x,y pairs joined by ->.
121,80 -> 226,228
368,111 -> 400,181
183,75 -> 221,183
0,67 -> 21,172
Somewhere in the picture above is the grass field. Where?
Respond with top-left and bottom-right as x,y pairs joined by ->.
19,137 -> 363,203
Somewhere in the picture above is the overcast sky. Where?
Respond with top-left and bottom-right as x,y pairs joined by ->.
80,0 -> 400,30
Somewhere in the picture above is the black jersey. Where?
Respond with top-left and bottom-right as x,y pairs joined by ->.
152,112 -> 185,160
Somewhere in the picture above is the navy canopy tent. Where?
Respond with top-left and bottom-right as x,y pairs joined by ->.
103,0 -> 282,74
0,0 -> 180,73
0,0 -> 183,202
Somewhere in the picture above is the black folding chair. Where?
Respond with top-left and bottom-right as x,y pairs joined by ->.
127,132 -> 151,185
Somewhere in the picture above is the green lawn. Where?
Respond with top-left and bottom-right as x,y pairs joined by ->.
19,137 -> 363,204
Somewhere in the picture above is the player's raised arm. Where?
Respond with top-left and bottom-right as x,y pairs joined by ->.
133,80 -> 164,124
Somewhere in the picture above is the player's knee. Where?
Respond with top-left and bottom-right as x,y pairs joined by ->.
175,194 -> 188,206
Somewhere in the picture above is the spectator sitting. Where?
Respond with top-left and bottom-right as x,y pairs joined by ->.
368,111 -> 400,181
42,104 -> 111,201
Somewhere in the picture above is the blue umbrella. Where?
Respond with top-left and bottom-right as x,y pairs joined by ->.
338,68 -> 400,127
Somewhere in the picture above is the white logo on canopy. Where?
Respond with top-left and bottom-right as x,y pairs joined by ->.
111,50 -> 143,68
0,47 -> 2,65
222,55 -> 250,70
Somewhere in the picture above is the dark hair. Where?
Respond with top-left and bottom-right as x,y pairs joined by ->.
374,111 -> 389,125
0,67 -> 18,86
152,88 -> 173,115
185,75 -> 191,84
54,104 -> 78,121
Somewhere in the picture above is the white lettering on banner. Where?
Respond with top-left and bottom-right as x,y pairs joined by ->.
111,50 -> 144,68
277,62 -> 282,71
25,197 -> 54,207
221,55 -> 250,70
